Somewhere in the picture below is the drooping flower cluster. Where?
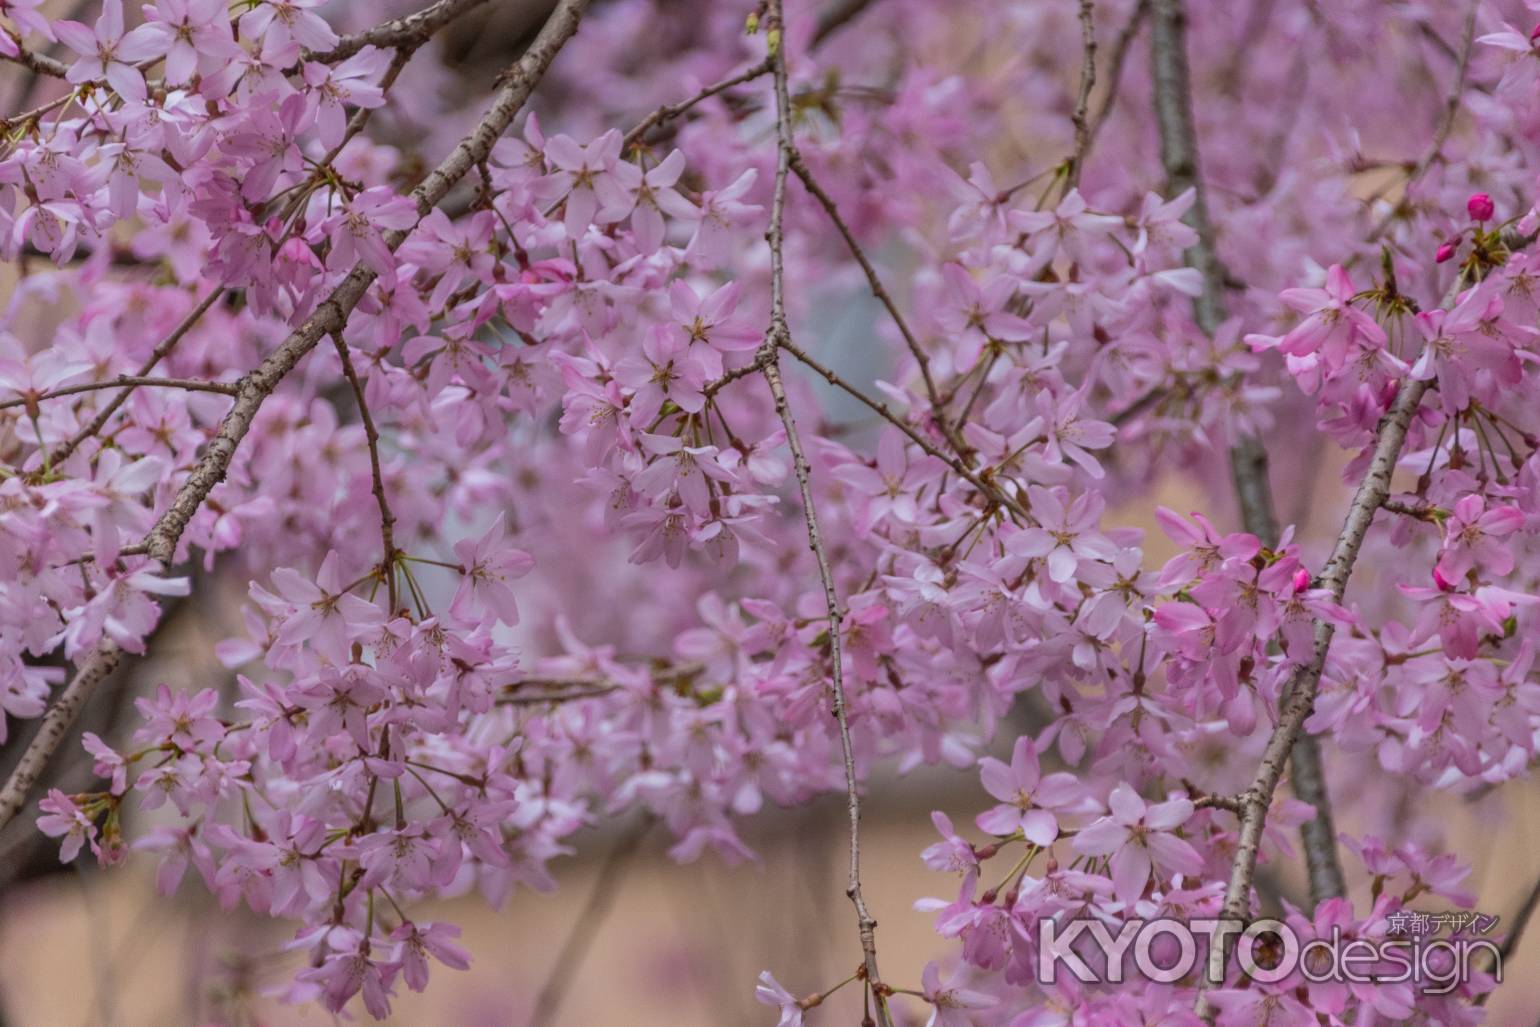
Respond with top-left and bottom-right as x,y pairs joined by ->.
3,0 -> 1540,1023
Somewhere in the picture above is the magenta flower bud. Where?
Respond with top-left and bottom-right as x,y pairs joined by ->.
1292,567 -> 1311,592
1467,192 -> 1495,222
1530,20 -> 1540,41
1435,239 -> 1457,263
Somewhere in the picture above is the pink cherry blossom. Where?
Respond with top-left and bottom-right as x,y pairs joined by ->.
53,0 -> 167,100
0,3 -> 1535,1023
540,130 -> 630,239
1437,494 -> 1526,581
920,960 -> 997,1026
974,737 -> 1081,845
141,0 -> 240,84
1072,785 -> 1205,906
37,790 -> 97,863
449,514 -> 534,627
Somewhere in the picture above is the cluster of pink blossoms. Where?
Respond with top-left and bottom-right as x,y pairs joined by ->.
2,0 -> 1540,1023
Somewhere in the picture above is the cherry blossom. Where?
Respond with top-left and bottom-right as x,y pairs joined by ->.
974,736 -> 1081,845
53,0 -> 166,99
1072,785 -> 1205,906
0,1 -> 1535,1023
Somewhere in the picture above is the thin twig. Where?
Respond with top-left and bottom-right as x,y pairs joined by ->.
498,686 -> 618,706
622,58 -> 773,149
812,0 -> 880,46
760,5 -> 891,1023
0,91 -> 77,141
777,336 -> 1029,521
1065,0 -> 1098,190
301,45 -> 419,196
51,288 -> 224,465
0,0 -> 594,834
11,0 -> 93,109
331,335 -> 398,614
1364,0 -> 1478,245
787,154 -> 943,417
0,376 -> 237,412
1083,0 -> 1148,162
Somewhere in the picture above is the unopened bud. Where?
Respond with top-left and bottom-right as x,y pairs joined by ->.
1435,239 -> 1457,264
1467,192 -> 1495,222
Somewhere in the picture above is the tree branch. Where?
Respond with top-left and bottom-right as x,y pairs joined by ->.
306,0 -> 494,64
622,58 -> 773,149
0,0 -> 593,834
760,5 -> 891,1022
1490,872 -> 1540,978
0,41 -> 67,80
787,155 -> 944,420
1364,0 -> 1478,245
1196,365 -> 1433,1015
331,335 -> 398,614
812,0 -> 880,46
1084,0 -> 1147,157
0,376 -> 237,413
1148,0 -> 1347,922
1065,0 -> 1097,190
776,336 -> 1029,521
50,288 -> 225,466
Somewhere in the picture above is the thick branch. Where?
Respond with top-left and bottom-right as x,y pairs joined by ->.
1149,0 -> 1224,335
307,0 -> 494,64
0,0 -> 592,834
1197,369 -> 1432,1013
1149,0 -> 1346,917
0,43 -> 67,80
1493,874 -> 1540,969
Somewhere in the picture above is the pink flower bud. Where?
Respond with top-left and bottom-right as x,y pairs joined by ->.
1432,566 -> 1456,592
1435,239 -> 1457,264
1292,567 -> 1311,592
1530,21 -> 1540,41
1467,192 -> 1495,222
